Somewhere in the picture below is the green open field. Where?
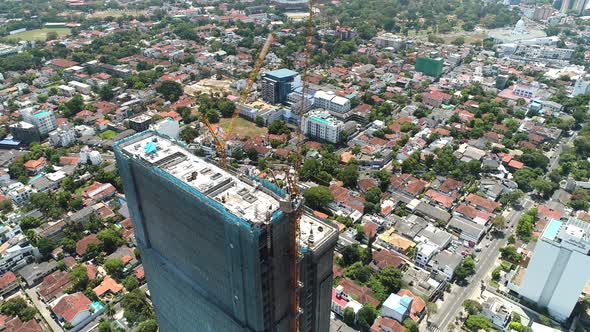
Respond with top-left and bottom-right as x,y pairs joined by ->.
219,117 -> 267,138
90,10 -> 147,18
98,130 -> 118,140
4,28 -> 71,41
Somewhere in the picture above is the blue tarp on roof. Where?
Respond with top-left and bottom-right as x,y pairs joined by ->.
144,141 -> 157,154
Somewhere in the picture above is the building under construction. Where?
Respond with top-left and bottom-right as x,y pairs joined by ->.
114,131 -> 337,332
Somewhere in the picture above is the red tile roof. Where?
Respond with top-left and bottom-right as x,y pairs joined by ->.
425,189 -> 456,209
50,58 -> 78,68
455,203 -> 491,222
538,204 -> 562,220
508,160 -> 524,169
76,234 -> 101,256
370,316 -> 405,332
372,249 -> 405,269
438,178 -> 463,193
93,276 -> 123,297
466,193 -> 499,212
338,278 -> 380,307
52,292 -> 91,323
23,157 -> 45,171
0,272 -> 16,290
38,271 -> 71,300
4,317 -> 42,332
134,265 -> 145,280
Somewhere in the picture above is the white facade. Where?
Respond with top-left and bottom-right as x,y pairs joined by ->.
301,110 -> 344,143
374,33 -> 405,50
49,126 -> 76,147
79,147 -> 102,166
513,84 -> 538,99
574,76 -> 590,96
313,91 -> 351,114
415,241 -> 439,267
68,81 -> 92,95
7,183 -> 33,205
21,108 -> 57,136
517,218 -> 590,321
153,118 -> 180,140
482,298 -> 512,330
58,85 -> 76,96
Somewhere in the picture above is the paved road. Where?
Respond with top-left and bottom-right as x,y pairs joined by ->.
24,288 -> 64,332
429,197 -> 534,330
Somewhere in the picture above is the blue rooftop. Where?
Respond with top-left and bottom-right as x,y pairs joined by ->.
544,219 -> 563,241
265,68 -> 298,79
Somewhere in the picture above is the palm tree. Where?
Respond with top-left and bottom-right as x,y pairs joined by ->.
105,303 -> 115,319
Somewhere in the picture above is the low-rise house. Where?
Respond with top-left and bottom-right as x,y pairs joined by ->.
76,234 -> 101,257
465,193 -> 499,213
0,272 -> 18,298
82,182 -> 116,202
17,261 -> 58,286
447,216 -> 487,243
382,293 -> 413,322
52,292 -> 92,329
331,286 -> 363,317
401,265 -> 445,301
428,250 -> 462,280
482,297 -> 512,330
93,276 -> 123,299
337,278 -> 380,307
371,249 -> 406,271
23,157 -> 46,175
397,289 -> 426,321
38,270 -> 71,301
370,316 -> 405,332
378,229 -> 416,254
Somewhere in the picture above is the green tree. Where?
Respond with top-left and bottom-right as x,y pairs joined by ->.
99,85 -> 115,101
341,244 -> 367,266
135,319 -> 158,332
500,246 -> 523,264
123,275 -> 139,291
65,95 -> 85,117
357,304 -> 378,331
104,258 -> 124,280
255,115 -> 265,127
179,126 -> 199,143
500,189 -> 524,206
365,187 -> 382,205
156,80 -> 183,102
122,289 -> 153,326
463,299 -> 483,315
268,120 -> 291,135
97,228 -> 123,254
343,307 -> 356,326
403,318 -> 419,332
60,238 -> 77,255
46,31 -> 59,41
374,266 -> 402,294
69,265 -> 89,291
346,262 -> 373,283
303,186 -> 334,210
338,164 -> 359,188
20,216 -> 41,230
455,257 -> 476,281
464,314 -> 493,331
0,297 -> 36,321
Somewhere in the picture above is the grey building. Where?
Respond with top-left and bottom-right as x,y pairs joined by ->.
114,131 -> 337,332
262,69 -> 299,104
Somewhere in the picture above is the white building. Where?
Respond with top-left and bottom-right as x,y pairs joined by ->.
513,83 -> 539,99
0,241 -> 38,274
374,33 -> 405,50
68,81 -> 92,95
49,126 -> 76,147
414,241 -> 439,267
6,183 -> 34,205
517,218 -> 590,321
79,146 -> 102,166
331,286 -> 363,317
58,85 -> 76,97
381,293 -> 412,322
482,297 -> 512,330
153,118 -> 180,140
21,108 -> 57,136
301,109 -> 344,143
313,91 -> 351,114
574,75 -> 590,96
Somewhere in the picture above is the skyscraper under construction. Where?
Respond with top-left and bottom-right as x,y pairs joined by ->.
114,131 -> 337,332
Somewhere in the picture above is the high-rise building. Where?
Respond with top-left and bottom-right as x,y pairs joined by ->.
517,218 -> 590,321
301,109 -> 345,144
262,69 -> 300,104
415,56 -> 444,78
560,0 -> 589,14
114,131 -> 337,332
21,108 -> 57,136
